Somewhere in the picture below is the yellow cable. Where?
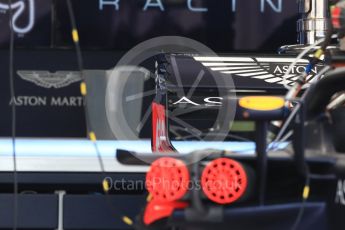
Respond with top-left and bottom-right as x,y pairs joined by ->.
68,3 -> 133,226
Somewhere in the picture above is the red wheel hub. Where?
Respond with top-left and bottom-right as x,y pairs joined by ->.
201,158 -> 247,204
146,157 -> 190,202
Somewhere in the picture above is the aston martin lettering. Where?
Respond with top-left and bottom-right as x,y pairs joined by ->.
9,96 -> 47,106
9,96 -> 84,107
51,97 -> 84,106
172,96 -> 223,107
273,65 -> 318,75
194,56 -> 320,86
11,70 -> 84,108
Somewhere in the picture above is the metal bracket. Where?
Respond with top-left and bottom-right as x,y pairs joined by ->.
55,190 -> 66,230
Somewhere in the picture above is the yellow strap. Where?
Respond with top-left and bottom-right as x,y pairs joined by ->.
80,82 -> 87,96
314,49 -> 323,59
72,29 -> 79,43
303,185 -> 310,199
102,179 -> 110,192
89,132 -> 97,142
122,216 -> 133,226
146,193 -> 153,202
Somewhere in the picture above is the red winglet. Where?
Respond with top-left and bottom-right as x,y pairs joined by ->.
152,102 -> 175,152
143,200 -> 188,225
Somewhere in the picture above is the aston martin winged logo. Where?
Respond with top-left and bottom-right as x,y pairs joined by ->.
194,56 -> 321,86
17,71 -> 82,89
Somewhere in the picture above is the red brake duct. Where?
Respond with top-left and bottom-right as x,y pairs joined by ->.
201,158 -> 248,204
146,157 -> 190,202
152,102 -> 175,152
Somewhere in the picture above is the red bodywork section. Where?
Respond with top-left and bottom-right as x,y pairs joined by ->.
152,102 -> 175,152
